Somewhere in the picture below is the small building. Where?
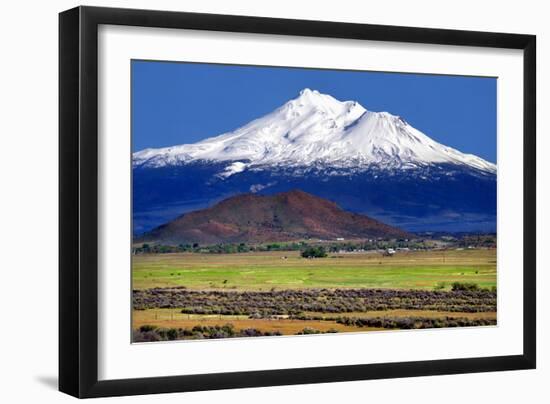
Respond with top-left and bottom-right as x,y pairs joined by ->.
383,248 -> 396,256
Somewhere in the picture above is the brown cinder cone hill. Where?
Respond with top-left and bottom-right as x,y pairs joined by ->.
139,190 -> 413,245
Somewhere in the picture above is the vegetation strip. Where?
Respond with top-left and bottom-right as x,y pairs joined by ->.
335,316 -> 496,329
133,286 -> 496,316
133,324 -> 339,342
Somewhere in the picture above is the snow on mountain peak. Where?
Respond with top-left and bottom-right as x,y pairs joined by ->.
133,89 -> 496,175
295,88 -> 339,107
299,87 -> 317,96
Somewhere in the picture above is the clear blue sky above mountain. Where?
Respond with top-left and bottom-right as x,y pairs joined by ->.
132,60 -> 497,163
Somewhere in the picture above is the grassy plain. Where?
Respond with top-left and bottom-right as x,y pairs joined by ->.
133,307 -> 496,334
132,249 -> 497,338
132,249 -> 497,291
133,309 -> 379,334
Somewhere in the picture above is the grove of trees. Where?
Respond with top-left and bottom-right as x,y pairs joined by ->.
301,246 -> 328,258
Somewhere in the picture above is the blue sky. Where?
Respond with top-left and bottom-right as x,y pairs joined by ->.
132,60 -> 497,163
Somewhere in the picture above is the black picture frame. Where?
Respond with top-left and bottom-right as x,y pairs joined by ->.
59,5 -> 536,398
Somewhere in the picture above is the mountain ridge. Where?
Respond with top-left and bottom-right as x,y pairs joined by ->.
132,88 -> 497,234
133,88 -> 496,176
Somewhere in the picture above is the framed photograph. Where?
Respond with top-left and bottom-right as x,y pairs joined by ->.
59,6 -> 536,398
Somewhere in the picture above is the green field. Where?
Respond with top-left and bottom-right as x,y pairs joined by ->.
132,249 -> 496,291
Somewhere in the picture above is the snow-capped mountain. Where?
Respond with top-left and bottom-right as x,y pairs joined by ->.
133,88 -> 496,176
132,89 -> 497,234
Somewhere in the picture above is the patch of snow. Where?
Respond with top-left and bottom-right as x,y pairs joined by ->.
249,182 -> 276,193
217,161 -> 248,178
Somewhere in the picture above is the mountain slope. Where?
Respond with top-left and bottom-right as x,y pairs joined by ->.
132,89 -> 496,234
139,190 -> 412,245
133,88 -> 496,175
